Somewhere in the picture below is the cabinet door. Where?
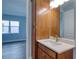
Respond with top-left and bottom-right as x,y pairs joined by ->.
57,50 -> 73,59
38,47 -> 45,59
38,47 -> 56,59
45,55 -> 55,59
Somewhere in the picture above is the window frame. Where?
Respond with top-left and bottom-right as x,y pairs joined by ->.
2,20 -> 20,34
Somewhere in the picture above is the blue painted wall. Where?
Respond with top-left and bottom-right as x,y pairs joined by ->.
60,12 -> 64,37
2,14 -> 26,42
2,0 -> 26,16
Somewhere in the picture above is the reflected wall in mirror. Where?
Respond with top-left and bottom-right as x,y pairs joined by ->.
60,0 -> 75,39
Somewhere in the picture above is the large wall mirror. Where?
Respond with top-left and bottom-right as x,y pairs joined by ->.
49,0 -> 75,40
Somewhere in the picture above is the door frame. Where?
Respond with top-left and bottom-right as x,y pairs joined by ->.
26,0 -> 32,59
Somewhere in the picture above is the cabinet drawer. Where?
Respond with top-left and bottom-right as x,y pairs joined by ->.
37,42 -> 56,59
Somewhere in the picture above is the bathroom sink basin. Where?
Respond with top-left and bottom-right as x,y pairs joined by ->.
37,38 -> 75,54
42,39 -> 61,46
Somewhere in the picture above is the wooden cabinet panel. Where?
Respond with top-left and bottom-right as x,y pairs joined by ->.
38,47 -> 44,59
45,53 -> 55,59
38,42 -> 56,59
36,0 -> 50,39
37,42 -> 56,59
57,50 -> 73,59
38,47 -> 55,59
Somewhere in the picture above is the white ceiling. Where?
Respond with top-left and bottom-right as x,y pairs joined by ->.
60,0 -> 75,12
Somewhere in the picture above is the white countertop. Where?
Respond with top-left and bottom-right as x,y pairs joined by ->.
37,38 -> 75,54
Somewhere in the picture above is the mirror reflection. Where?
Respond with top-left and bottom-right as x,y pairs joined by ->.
49,0 -> 75,39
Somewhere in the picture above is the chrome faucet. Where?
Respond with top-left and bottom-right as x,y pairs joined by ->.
55,35 -> 59,42
49,35 -> 59,42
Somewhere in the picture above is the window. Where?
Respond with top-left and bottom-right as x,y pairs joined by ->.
10,21 -> 19,33
2,20 -> 9,34
2,20 -> 20,34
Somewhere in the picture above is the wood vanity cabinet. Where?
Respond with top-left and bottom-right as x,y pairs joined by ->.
37,42 -> 73,59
